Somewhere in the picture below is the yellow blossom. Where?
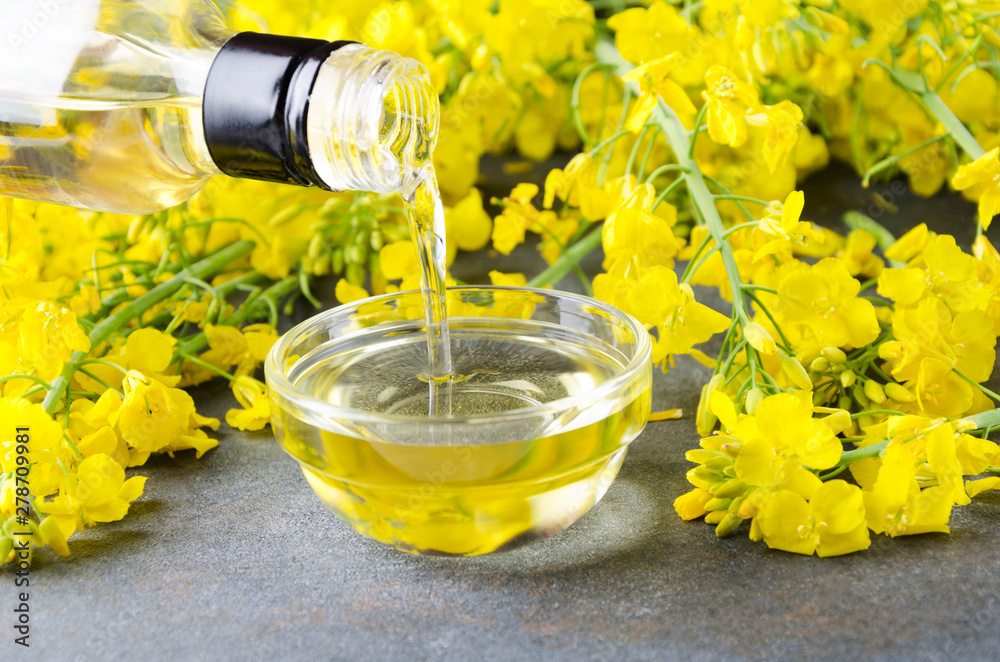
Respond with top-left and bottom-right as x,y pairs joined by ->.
732,392 -> 841,493
36,453 -> 146,538
226,376 -> 271,432
743,321 -> 777,355
754,481 -> 870,557
951,147 -> 1000,231
703,66 -> 759,148
445,188 -> 492,252
16,302 -> 91,382
879,234 -> 990,313
838,230 -> 884,278
117,372 -> 217,463
622,55 -> 697,130
335,279 -> 369,304
607,1 -> 693,67
0,397 -> 64,497
596,265 -> 729,367
752,190 -> 822,261
745,101 -> 803,173
601,184 -> 684,271
765,258 -> 880,351
863,441 -> 954,537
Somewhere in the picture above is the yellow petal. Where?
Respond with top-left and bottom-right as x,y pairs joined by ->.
335,279 -> 369,304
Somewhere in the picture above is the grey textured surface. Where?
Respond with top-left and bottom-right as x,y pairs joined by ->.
4,163 -> 1000,661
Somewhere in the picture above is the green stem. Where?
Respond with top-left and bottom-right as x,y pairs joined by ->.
527,228 -> 604,289
953,367 -> 1000,402
835,440 -> 889,467
597,39 -> 746,321
177,352 -> 236,382
861,134 -> 950,187
687,102 -> 708,159
625,124 -> 651,176
176,276 -> 299,355
652,177 -> 686,211
850,409 -> 906,419
921,91 -> 985,159
0,374 -> 52,389
644,163 -> 690,184
41,240 -> 256,415
713,194 -> 770,206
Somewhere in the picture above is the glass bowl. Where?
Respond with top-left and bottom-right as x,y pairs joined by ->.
265,286 -> 652,556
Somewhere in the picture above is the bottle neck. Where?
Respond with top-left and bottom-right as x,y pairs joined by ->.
201,32 -> 355,188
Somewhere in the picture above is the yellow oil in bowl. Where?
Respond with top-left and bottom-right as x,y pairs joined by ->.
266,288 -> 652,556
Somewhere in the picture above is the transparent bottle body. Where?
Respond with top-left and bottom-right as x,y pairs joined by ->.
0,0 -> 230,214
0,0 -> 440,214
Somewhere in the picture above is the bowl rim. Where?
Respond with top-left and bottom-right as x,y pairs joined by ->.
264,285 -> 651,427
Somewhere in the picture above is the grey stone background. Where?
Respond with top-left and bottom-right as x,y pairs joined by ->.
3,162 -> 999,661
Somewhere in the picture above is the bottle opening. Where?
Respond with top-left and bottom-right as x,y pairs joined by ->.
306,44 -> 439,196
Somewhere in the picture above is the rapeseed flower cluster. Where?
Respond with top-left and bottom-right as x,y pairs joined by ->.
490,1 -> 1000,555
5,0 -> 1000,562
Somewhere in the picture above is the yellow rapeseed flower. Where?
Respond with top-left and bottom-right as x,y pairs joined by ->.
226,376 -> 271,432
951,147 -> 1000,231
36,453 -> 146,538
753,480 -> 870,557
732,391 -> 841,493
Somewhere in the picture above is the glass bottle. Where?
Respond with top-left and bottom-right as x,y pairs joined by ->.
0,0 -> 438,214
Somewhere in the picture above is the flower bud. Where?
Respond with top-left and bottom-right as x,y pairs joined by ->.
346,262 -> 366,287
269,204 -> 305,227
720,442 -> 742,459
856,415 -> 875,430
840,370 -> 856,388
127,216 -> 147,244
885,382 -> 916,403
711,478 -> 749,499
704,455 -> 734,472
852,384 -> 869,409
864,380 -> 886,404
696,374 -> 723,436
745,387 -> 765,415
686,449 -> 723,465
307,234 -> 325,261
331,248 -> 345,274
39,517 -> 70,557
803,6 -> 848,33
743,321 -> 777,355
715,513 -> 744,538
315,255 -> 332,277
705,498 -> 732,511
838,395 -> 851,411
781,357 -> 813,390
879,341 -> 902,360
346,243 -> 367,265
810,356 -> 830,372
821,347 -> 847,364
687,466 -> 720,490
705,510 -> 726,524
319,197 -> 342,217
